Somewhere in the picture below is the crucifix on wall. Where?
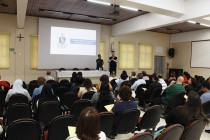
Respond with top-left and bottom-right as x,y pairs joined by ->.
17,34 -> 24,41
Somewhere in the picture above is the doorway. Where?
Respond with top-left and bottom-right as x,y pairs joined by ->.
154,56 -> 165,75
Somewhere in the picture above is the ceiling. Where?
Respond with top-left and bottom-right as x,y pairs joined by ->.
0,0 -> 210,34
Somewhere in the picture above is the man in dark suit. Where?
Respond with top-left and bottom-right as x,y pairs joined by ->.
108,50 -> 117,75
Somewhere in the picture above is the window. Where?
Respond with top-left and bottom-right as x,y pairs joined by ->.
119,42 -> 135,69
30,35 -> 38,69
100,41 -> 105,60
0,33 -> 10,68
138,44 -> 153,69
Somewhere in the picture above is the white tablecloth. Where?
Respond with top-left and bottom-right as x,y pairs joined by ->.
55,70 -> 110,78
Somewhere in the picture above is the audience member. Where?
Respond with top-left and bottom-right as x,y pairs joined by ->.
70,72 -> 77,83
5,79 -> 32,102
168,71 -> 176,85
200,81 -> 210,104
161,76 -> 185,105
37,84 -> 59,107
157,74 -> 167,93
110,86 -> 137,138
66,107 -> 106,140
32,77 -> 46,100
142,71 -> 149,81
111,86 -> 137,114
91,81 -> 114,106
183,71 -> 190,84
44,71 -> 54,81
131,73 -> 146,91
115,71 -> 128,90
129,71 -> 136,80
185,77 -> 197,94
75,72 -> 85,86
96,74 -> 112,91
142,74 -> 162,100
109,71 -> 117,82
77,78 -> 97,98
165,92 -> 208,127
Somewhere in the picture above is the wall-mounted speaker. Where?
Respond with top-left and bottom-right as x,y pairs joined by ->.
168,48 -> 175,58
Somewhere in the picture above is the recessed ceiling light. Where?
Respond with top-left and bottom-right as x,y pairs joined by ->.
187,20 -> 196,24
120,5 -> 138,11
87,0 -> 111,6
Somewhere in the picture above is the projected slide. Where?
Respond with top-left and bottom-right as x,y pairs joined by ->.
50,26 -> 96,55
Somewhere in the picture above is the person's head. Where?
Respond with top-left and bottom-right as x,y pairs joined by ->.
13,79 -> 23,89
76,107 -> 100,140
100,74 -> 109,83
77,72 -> 83,77
119,86 -> 132,101
152,73 -> 159,82
170,71 -> 176,77
111,51 -> 115,56
131,71 -> 136,77
137,73 -> 143,79
83,78 -> 93,90
176,76 -> 184,84
202,81 -> 210,92
157,73 -> 163,79
72,72 -> 77,77
37,77 -> 46,85
46,71 -> 51,75
98,54 -> 101,59
120,73 -> 128,80
142,71 -> 147,76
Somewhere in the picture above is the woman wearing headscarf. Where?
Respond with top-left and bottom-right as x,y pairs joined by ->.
5,79 -> 31,102
37,84 -> 59,107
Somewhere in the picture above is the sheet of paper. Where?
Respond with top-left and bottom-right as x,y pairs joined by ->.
104,104 -> 114,112
68,126 -> 76,137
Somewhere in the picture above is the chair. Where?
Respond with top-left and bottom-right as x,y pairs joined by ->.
37,101 -> 62,127
156,124 -> 184,140
180,119 -> 206,140
71,99 -> 92,118
99,112 -> 114,136
137,105 -> 162,131
8,93 -> 29,107
6,119 -> 41,140
128,132 -> 154,140
5,103 -> 32,126
48,115 -> 76,140
135,84 -> 146,106
81,91 -> 95,100
148,87 -> 162,105
60,92 -> 78,111
202,100 -> 210,118
113,109 -> 140,137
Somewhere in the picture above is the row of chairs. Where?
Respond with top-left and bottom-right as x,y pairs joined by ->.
130,119 -> 206,140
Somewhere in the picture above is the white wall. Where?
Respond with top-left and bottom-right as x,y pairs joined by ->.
171,29 -> 210,78
110,31 -> 170,78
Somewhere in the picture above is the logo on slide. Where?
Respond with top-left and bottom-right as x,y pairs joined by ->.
57,34 -> 67,48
